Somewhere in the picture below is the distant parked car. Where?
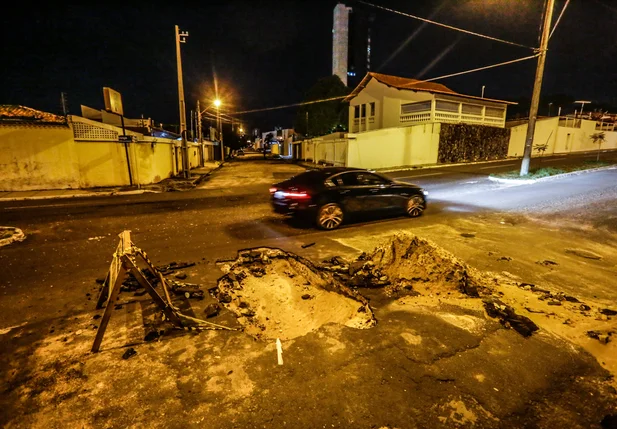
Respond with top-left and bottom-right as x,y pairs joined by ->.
269,167 -> 427,230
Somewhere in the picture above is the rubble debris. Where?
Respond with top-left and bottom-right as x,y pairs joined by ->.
587,330 -> 613,344
498,256 -> 512,262
0,227 -> 26,247
301,242 -> 315,249
301,294 -> 312,300
168,281 -> 204,299
565,249 -> 602,260
525,307 -> 546,314
175,273 -> 188,280
95,278 -> 106,285
205,303 -> 221,318
600,309 -> 617,316
483,299 -> 539,337
93,315 -> 101,320
122,348 -> 137,360
547,300 -> 562,306
460,232 -> 476,238
155,261 -> 196,274
580,304 -> 591,311
536,259 -> 559,266
144,330 -> 161,342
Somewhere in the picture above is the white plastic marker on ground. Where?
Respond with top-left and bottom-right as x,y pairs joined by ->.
276,338 -> 283,365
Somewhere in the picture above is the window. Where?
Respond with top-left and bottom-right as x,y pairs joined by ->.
435,100 -> 460,112
485,107 -> 505,118
462,104 -> 483,115
354,105 -> 360,119
401,101 -> 432,115
355,172 -> 389,186
370,102 -> 375,117
332,173 -> 357,186
361,104 -> 366,118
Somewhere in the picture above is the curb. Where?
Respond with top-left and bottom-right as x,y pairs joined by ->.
0,189 -> 160,202
488,165 -> 617,185
0,227 -> 26,247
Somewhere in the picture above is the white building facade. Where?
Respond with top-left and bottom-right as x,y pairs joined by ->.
346,72 -> 515,133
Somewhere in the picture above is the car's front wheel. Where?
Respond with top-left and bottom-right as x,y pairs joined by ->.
406,195 -> 425,217
316,203 -> 344,230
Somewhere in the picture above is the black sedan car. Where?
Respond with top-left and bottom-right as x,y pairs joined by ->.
270,167 -> 427,230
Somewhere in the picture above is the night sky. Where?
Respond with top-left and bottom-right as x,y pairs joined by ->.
2,0 -> 615,132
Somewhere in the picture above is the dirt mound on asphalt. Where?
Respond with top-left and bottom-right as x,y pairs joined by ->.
348,233 -> 490,298
215,248 -> 375,340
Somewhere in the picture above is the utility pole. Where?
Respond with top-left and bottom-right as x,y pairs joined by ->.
175,25 -> 190,178
520,0 -> 555,176
197,100 -> 204,166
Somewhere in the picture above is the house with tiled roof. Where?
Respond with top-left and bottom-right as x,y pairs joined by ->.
0,105 -> 68,125
345,72 -> 516,133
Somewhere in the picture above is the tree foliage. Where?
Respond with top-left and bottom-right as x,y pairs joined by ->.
590,132 -> 606,161
294,75 -> 351,138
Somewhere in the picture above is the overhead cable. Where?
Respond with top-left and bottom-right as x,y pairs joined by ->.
357,0 -> 537,50
549,0 -> 570,39
231,95 -> 348,115
422,54 -> 540,83
229,56 -> 540,116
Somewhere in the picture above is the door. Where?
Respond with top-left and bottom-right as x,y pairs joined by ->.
353,172 -> 393,211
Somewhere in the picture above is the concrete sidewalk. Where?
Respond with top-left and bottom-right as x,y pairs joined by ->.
0,162 -> 221,202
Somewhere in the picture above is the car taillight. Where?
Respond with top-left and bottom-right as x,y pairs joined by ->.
283,191 -> 310,198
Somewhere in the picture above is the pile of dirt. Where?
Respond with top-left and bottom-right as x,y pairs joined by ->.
347,233 -> 490,298
214,248 -> 375,340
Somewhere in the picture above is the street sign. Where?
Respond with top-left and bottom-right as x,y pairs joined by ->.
103,87 -> 124,116
119,135 -> 133,143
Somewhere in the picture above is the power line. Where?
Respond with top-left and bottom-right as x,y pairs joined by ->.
231,95 -> 348,115
422,54 -> 540,83
357,0 -> 537,50
229,56 -> 540,116
549,0 -> 570,39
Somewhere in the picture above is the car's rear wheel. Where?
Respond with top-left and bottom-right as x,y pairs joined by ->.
406,195 -> 425,217
316,203 -> 344,230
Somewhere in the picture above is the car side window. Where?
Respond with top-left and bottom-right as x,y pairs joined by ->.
334,173 -> 357,186
355,172 -> 388,186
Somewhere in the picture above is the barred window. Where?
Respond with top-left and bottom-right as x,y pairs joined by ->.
435,100 -> 460,113
462,104 -> 483,115
401,101 -> 431,114
485,107 -> 505,118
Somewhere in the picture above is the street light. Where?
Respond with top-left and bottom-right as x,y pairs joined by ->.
575,100 -> 591,119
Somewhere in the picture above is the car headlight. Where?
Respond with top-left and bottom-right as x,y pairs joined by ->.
422,190 -> 429,196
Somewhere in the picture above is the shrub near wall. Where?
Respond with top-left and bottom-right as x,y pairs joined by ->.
438,123 -> 510,164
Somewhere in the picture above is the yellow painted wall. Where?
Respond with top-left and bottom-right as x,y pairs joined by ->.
508,117 -> 559,157
347,123 -> 440,170
509,118 -> 617,157
0,125 -> 79,191
74,141 -> 132,187
133,141 -> 175,184
189,144 -> 200,168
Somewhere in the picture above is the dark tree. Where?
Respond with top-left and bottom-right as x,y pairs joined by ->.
294,75 -> 351,138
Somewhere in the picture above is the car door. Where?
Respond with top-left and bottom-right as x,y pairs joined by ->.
353,172 -> 393,212
329,172 -> 363,213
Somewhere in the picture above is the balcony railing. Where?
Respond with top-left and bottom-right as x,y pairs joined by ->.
401,110 -> 504,127
400,111 -> 431,123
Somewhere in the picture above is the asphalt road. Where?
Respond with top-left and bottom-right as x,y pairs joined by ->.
2,154 -> 617,428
